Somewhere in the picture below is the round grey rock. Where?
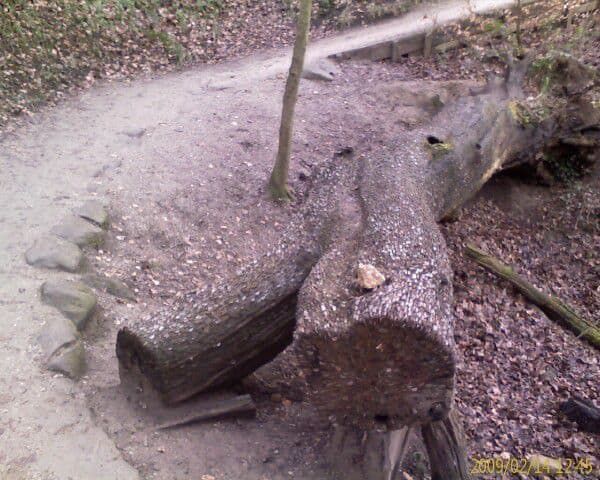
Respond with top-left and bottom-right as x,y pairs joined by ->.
41,280 -> 97,330
36,315 -> 78,359
47,340 -> 86,380
302,58 -> 341,82
51,215 -> 106,247
25,236 -> 83,272
75,200 -> 109,228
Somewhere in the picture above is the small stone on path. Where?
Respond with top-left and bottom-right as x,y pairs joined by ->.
47,340 -> 86,380
41,279 -> 97,330
75,200 -> 109,228
51,215 -> 105,247
302,58 -> 340,82
82,273 -> 135,301
25,236 -> 82,272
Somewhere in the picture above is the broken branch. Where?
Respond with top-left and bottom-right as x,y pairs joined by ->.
465,243 -> 600,349
157,394 -> 256,430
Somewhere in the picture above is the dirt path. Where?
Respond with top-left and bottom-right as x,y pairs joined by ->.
0,1 -> 519,478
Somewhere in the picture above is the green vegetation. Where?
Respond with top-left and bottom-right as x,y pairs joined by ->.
0,0 -> 432,126
0,0 -> 224,124
543,149 -> 591,183
531,54 -> 558,93
483,17 -> 507,36
426,139 -> 454,161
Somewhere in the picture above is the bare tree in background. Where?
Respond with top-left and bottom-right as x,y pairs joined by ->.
268,0 -> 313,201
515,0 -> 522,49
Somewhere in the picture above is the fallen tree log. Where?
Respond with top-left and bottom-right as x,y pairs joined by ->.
465,243 -> 600,349
117,53 -> 597,419
116,238 -> 320,404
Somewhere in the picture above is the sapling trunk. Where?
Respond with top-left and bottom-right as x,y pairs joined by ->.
268,0 -> 313,201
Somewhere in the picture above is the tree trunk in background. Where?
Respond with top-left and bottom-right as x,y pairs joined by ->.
268,0 -> 313,201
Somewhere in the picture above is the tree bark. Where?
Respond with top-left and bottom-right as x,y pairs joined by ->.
268,0 -> 313,200
292,149 -> 457,430
116,238 -> 320,404
465,243 -> 600,349
421,409 -> 469,480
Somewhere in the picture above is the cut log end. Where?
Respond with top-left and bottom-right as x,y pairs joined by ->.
297,320 -> 455,430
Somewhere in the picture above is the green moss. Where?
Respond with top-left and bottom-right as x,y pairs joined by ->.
543,149 -> 589,184
426,140 -> 454,161
483,17 -> 507,37
508,100 -> 537,127
531,54 -> 557,93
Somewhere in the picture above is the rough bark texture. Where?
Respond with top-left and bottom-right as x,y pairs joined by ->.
421,409 -> 468,480
293,148 -> 456,429
117,54 -> 597,422
116,234 -> 320,404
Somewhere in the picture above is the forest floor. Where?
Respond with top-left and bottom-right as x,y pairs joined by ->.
0,1 -> 598,479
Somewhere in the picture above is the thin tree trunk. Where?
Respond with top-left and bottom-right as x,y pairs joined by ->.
515,0 -> 522,48
386,427 -> 414,480
268,0 -> 313,201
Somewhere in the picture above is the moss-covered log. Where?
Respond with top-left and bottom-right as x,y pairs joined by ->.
465,243 -> 600,350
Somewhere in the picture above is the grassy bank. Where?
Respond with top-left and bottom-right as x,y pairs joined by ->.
0,0 -> 430,126
0,0 -> 225,124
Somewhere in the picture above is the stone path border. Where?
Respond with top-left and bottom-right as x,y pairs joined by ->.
26,201 -> 136,380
